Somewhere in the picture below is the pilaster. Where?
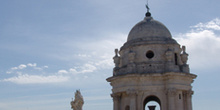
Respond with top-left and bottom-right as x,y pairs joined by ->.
167,88 -> 177,110
111,93 -> 122,110
186,90 -> 193,110
127,90 -> 137,110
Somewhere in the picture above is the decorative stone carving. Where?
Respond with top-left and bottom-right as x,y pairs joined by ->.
113,49 -> 120,67
71,90 -> 84,110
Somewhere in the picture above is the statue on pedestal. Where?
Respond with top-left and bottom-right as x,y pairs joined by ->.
70,90 -> 84,110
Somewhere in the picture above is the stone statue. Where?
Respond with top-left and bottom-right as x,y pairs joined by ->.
180,46 -> 188,64
113,49 -> 120,67
71,90 -> 84,110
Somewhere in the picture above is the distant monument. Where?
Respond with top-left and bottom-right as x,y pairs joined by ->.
70,90 -> 84,110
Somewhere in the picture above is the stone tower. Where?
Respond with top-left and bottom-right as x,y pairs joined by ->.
107,8 -> 197,110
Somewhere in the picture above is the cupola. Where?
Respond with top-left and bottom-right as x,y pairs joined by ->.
112,9 -> 190,76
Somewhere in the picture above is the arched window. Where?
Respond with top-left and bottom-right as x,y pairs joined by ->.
143,96 -> 161,110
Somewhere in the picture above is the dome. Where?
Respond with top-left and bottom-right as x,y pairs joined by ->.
127,16 -> 172,41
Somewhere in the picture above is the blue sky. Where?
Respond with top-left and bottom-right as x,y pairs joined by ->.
0,0 -> 220,110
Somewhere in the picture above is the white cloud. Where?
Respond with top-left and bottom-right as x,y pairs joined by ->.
6,71 -> 11,74
49,33 -> 126,62
44,65 -> 49,68
69,68 -> 78,74
6,64 -> 27,74
80,64 -> 97,73
6,67 -> 18,74
8,64 -> 26,71
77,54 -> 91,58
59,63 -> 97,75
2,74 -> 69,84
175,18 -> 220,70
55,33 -> 125,76
18,64 -> 27,69
6,63 -> 48,74
11,67 -> 18,70
26,63 -> 48,70
58,58 -> 113,76
192,18 -> 220,31
93,58 -> 113,70
58,70 -> 68,74
27,63 -> 37,67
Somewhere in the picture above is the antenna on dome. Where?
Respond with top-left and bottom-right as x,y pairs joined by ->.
145,0 -> 151,17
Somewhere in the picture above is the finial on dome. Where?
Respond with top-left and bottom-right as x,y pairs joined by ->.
145,0 -> 151,17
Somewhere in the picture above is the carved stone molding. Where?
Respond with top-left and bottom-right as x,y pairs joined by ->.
126,89 -> 137,96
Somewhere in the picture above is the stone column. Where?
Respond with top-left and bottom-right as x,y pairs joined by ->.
111,93 -> 121,110
167,88 -> 177,110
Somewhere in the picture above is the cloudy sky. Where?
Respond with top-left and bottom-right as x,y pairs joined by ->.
0,0 -> 220,110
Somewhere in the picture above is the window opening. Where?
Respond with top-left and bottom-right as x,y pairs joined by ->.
144,96 -> 161,110
146,51 -> 154,59
179,94 -> 181,99
174,53 -> 178,65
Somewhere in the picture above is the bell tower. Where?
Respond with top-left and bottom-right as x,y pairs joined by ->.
107,6 -> 196,110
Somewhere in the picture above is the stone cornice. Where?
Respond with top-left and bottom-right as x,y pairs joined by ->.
107,72 -> 197,82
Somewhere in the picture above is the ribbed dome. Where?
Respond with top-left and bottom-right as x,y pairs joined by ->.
127,16 -> 172,41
